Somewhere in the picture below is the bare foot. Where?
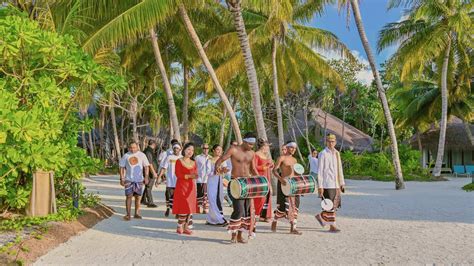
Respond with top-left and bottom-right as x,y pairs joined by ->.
329,226 -> 341,233
123,215 -> 131,221
271,221 -> 277,232
134,214 -> 142,219
290,229 -> 303,235
290,223 -> 302,235
315,214 -> 325,227
237,233 -> 247,244
230,233 -> 237,244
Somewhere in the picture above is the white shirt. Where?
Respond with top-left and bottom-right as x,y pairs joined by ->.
161,154 -> 182,188
309,156 -> 319,173
159,149 -> 174,169
317,147 -> 344,189
209,158 -> 232,180
195,154 -> 211,183
157,150 -> 167,172
119,152 -> 150,182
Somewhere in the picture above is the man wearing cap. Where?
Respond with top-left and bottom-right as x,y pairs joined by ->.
141,140 -> 159,207
157,142 -> 182,217
315,134 -> 345,232
271,140 -> 302,235
195,143 -> 211,214
215,132 -> 259,244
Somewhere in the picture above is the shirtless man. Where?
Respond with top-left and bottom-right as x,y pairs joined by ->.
271,141 -> 302,235
215,132 -> 258,244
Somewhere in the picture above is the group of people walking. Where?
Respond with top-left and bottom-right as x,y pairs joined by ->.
118,133 -> 345,243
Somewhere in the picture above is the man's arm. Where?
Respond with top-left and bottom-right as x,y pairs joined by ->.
250,153 -> 258,176
272,156 -> 286,185
119,167 -> 126,186
317,152 -> 325,196
145,150 -> 158,177
214,147 -> 234,174
156,157 -> 169,186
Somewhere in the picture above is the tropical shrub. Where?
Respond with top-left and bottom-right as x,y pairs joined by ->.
341,145 -> 429,181
0,10 -> 124,213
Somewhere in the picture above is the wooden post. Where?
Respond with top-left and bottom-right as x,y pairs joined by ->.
27,170 -> 57,217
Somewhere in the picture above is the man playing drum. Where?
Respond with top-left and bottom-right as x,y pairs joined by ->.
272,141 -> 302,235
215,132 -> 259,244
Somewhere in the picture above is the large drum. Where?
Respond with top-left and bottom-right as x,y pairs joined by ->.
281,175 -> 317,196
230,176 -> 269,199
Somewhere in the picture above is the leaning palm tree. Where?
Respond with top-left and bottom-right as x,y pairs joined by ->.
205,2 -> 352,151
335,0 -> 405,189
177,2 -> 243,143
379,0 -> 472,177
226,0 -> 268,140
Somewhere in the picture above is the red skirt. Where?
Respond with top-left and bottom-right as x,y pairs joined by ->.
172,177 -> 197,214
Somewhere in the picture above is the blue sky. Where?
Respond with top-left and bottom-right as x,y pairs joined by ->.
308,1 -> 404,66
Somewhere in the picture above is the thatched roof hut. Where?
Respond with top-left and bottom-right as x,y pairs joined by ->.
311,108 -> 374,152
409,117 -> 474,150
409,116 -> 474,168
266,108 -> 374,153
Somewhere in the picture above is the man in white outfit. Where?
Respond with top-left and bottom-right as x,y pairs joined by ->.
157,142 -> 182,217
315,134 -> 345,232
195,143 -> 211,213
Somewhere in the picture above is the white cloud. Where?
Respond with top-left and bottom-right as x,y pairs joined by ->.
350,50 -> 374,86
317,49 -> 374,86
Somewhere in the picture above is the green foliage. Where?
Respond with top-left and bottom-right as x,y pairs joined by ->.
0,10 -> 122,212
462,183 -> 474,192
342,145 -> 431,181
0,206 -> 81,232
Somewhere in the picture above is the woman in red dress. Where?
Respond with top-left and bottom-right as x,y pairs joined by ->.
172,142 -> 198,235
253,138 -> 274,222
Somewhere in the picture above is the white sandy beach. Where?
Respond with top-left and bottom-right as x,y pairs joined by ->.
35,176 -> 474,265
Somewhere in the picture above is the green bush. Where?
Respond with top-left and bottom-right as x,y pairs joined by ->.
0,10 -> 125,213
462,183 -> 474,192
341,145 -> 431,181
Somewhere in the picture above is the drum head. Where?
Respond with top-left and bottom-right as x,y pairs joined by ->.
321,198 -> 334,211
229,179 -> 241,199
293,163 -> 304,175
281,179 -> 291,196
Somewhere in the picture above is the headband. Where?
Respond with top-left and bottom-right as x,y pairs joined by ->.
172,144 -> 181,149
243,137 -> 256,144
286,142 -> 297,148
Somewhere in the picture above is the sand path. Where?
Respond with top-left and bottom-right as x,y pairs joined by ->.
35,176 -> 474,265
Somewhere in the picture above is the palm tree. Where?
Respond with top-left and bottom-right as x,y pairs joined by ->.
267,1 -> 352,151
37,0 -> 182,142
379,0 -> 472,177
335,0 -> 405,189
206,2 -> 352,150
177,3 -> 243,143
149,27 -> 181,141
226,0 -> 267,140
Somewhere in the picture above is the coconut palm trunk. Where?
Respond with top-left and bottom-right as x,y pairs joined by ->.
182,63 -> 190,143
109,97 -> 121,161
432,36 -> 452,177
227,0 -> 267,140
149,28 -> 181,142
350,0 -> 405,189
130,96 -> 139,144
99,106 -> 106,160
272,37 -> 284,150
178,5 -> 242,143
219,105 -> 228,147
